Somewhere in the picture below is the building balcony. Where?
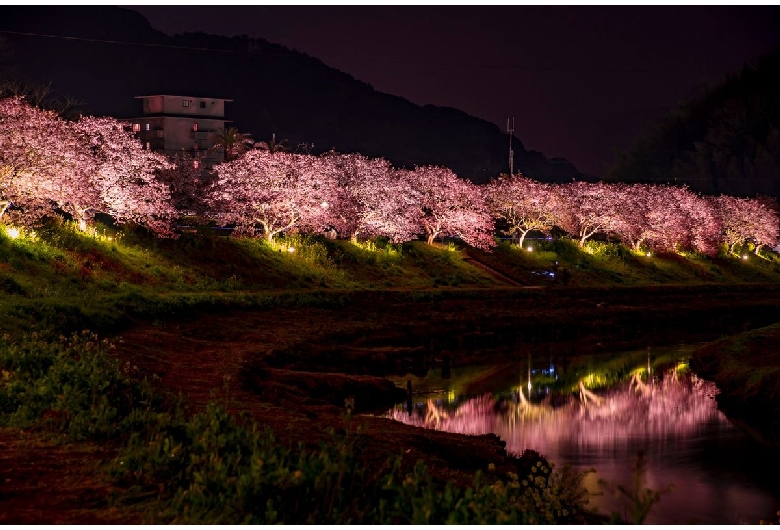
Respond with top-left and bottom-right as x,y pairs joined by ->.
190,131 -> 214,140
137,130 -> 165,139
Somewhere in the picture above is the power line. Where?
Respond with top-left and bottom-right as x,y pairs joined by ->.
0,29 -> 301,58
0,29 -> 712,74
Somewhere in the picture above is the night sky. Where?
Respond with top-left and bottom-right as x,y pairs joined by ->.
128,5 -> 780,177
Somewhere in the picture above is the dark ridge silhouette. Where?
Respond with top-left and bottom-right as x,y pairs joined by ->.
0,6 -> 586,184
605,46 -> 780,198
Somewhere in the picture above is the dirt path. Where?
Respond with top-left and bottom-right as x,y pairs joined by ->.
460,253 -> 526,286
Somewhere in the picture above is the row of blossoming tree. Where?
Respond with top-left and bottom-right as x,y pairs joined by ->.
1,97 -> 778,256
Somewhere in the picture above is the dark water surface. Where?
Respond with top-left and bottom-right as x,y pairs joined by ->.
386,345 -> 780,524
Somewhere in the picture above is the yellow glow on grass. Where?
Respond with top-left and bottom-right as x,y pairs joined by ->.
581,372 -> 607,388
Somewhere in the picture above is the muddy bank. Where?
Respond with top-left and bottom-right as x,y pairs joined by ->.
243,366 -> 407,412
690,322 -> 780,445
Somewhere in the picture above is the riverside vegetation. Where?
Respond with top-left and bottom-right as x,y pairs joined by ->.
2,220 -> 780,523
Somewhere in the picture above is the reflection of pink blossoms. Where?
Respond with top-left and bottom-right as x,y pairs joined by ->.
388,370 -> 724,455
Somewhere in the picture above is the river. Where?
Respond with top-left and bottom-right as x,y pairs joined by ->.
386,345 -> 780,524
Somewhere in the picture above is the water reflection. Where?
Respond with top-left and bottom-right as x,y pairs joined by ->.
387,354 -> 780,524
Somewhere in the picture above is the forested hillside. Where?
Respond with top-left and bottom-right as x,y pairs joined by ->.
605,47 -> 780,198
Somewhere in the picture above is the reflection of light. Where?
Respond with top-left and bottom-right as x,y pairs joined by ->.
388,369 -> 725,457
5,227 -> 20,239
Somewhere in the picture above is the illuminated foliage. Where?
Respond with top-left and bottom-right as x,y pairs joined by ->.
553,181 -> 625,247
73,116 -> 176,236
711,194 -> 780,254
484,175 -> 558,248
404,165 -> 496,250
319,152 -> 419,243
0,97 -> 176,236
205,150 -> 335,241
1,96 -> 778,254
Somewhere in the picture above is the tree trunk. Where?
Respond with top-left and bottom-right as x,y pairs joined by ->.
427,233 -> 436,246
518,229 -> 529,249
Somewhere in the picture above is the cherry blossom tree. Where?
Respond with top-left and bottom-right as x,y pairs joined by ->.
484,175 -> 558,248
319,152 -> 419,243
73,116 -> 177,237
206,150 -> 335,241
0,97 -> 98,226
607,183 -> 654,251
553,181 -> 624,247
157,152 -> 213,219
405,166 -> 495,250
711,195 -> 780,254
1,98 -> 177,235
668,186 -> 721,256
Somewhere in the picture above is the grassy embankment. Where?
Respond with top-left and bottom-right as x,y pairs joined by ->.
691,321 -> 780,444
2,221 -> 780,523
3,222 -> 780,339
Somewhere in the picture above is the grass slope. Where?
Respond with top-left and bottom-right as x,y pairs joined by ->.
2,222 -> 780,338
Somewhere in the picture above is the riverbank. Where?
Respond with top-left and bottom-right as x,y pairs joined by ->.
690,322 -> 780,444
3,224 -> 780,522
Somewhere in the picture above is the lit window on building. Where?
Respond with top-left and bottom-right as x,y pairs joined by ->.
193,123 -> 198,132
144,123 -> 150,131
145,142 -> 150,150
183,100 -> 190,108
193,159 -> 200,169
132,123 -> 140,132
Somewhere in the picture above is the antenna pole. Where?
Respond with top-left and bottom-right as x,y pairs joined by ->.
506,117 -> 515,175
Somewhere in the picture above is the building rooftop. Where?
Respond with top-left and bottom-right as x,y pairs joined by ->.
134,95 -> 234,102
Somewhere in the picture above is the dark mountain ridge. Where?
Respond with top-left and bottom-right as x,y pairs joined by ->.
0,6 -> 586,183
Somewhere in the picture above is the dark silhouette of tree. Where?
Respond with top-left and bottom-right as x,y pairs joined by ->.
254,133 -> 289,154
211,126 -> 254,161
0,80 -> 85,120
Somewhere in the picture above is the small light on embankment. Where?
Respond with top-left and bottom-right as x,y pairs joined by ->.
5,227 -> 20,239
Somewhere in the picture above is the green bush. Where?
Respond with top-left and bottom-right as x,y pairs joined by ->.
0,331 -> 155,439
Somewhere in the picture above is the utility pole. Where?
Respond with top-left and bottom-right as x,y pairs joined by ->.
506,117 -> 515,176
